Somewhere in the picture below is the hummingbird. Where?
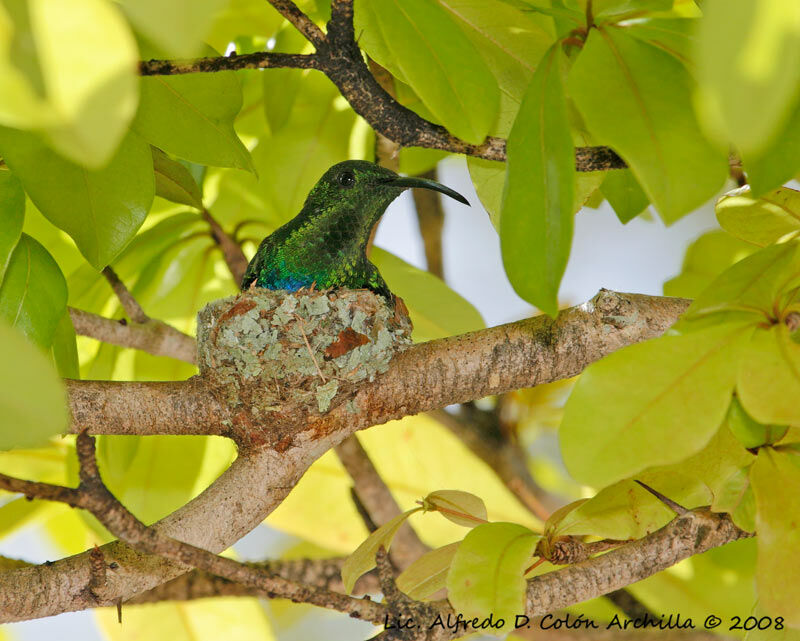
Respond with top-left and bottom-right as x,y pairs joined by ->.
241,160 -> 469,300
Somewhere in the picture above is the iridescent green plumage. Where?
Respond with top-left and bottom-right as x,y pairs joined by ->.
241,160 -> 468,300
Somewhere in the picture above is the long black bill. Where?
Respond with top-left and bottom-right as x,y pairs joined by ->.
385,176 -> 470,206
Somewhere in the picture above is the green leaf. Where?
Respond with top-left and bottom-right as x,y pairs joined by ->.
0,169 -> 25,283
560,322 -> 753,488
397,542 -> 461,600
751,447 -> 800,626
501,44 -> 574,317
133,52 -> 253,172
556,423 -> 754,539
664,230 -> 757,299
0,127 -> 154,269
52,309 -> 79,379
0,234 -> 67,349
743,103 -> 800,196
370,248 -> 485,342
686,241 -> 800,320
262,24 -> 307,135
727,396 -> 786,450
121,0 -> 230,57
467,157 -> 505,229
738,325 -> 800,426
354,0 -> 499,143
569,27 -> 728,222
341,508 -> 422,594
423,489 -> 488,527
578,0 -> 673,20
152,147 -> 204,209
716,186 -> 800,247
0,0 -> 139,168
601,169 -> 649,223
623,18 -> 695,64
446,522 -> 538,630
695,0 -> 800,157
434,0 -> 554,137
0,322 -> 68,450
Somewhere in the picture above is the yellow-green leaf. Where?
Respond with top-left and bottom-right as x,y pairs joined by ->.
371,248 -> 485,342
561,322 -> 753,488
717,186 -> 800,247
121,0 -> 230,58
0,234 -> 67,349
0,169 -> 24,283
0,0 -> 138,167
686,241 -> 800,319
0,322 -> 68,450
397,541 -> 460,600
0,127 -> 154,269
341,508 -> 421,594
423,489 -> 488,527
501,44 -> 574,317
446,522 -> 538,630
738,325 -> 800,426
569,27 -> 728,222
133,49 -> 252,172
152,147 -> 204,209
354,0 -> 499,143
751,447 -> 800,626
695,0 -> 800,156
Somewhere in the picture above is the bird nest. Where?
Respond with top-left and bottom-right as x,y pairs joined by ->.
196,288 -> 413,415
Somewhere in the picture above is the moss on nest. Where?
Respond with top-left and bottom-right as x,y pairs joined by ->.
196,289 -> 412,414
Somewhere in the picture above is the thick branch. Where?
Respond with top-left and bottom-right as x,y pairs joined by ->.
69,307 -> 197,364
65,378 -> 228,437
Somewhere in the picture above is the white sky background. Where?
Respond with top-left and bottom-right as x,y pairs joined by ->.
376,157 -> 719,327
3,159 -> 721,641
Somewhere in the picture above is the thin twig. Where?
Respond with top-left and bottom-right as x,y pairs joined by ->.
139,51 -> 318,75
102,267 -> 148,323
201,209 -> 249,285
266,0 -> 326,48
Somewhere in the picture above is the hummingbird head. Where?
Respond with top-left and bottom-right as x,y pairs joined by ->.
302,160 -> 469,226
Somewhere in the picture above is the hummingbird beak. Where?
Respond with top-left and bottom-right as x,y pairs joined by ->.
384,176 -> 470,206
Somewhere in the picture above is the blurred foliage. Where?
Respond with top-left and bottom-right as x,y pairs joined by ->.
2,0 -> 800,638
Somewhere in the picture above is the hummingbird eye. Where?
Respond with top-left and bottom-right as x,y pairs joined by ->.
337,171 -> 356,188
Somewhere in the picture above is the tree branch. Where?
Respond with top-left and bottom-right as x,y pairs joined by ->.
102,266 -> 148,323
266,0 -> 326,48
139,51 -> 318,75
335,436 -> 429,569
202,209 -> 249,285
0,433 -> 388,624
524,509 -> 752,617
69,307 -> 197,364
65,291 -> 689,440
129,558 -> 380,603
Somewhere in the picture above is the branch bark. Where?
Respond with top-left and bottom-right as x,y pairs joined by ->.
69,307 -> 197,364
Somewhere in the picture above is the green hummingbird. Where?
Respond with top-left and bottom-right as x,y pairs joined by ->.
241,160 -> 469,300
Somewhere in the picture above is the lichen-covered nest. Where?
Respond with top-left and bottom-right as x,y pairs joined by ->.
197,288 -> 413,414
